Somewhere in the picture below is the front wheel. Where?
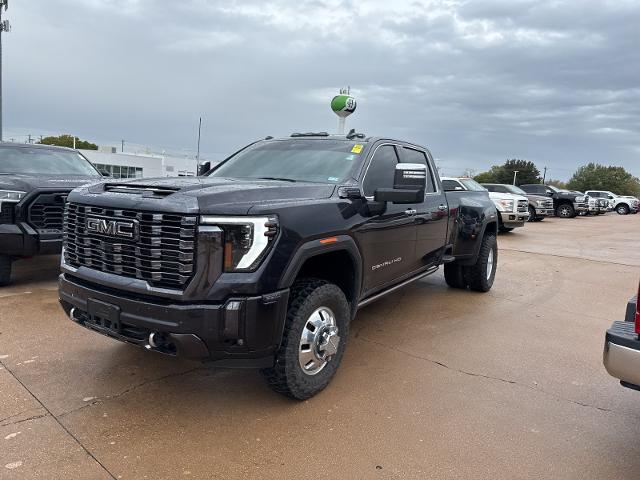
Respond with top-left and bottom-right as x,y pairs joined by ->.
616,204 -> 630,215
466,233 -> 497,292
527,206 -> 536,222
0,255 -> 13,287
261,278 -> 350,400
556,203 -> 575,218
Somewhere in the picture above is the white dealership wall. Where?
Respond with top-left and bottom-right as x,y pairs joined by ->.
79,149 -> 199,178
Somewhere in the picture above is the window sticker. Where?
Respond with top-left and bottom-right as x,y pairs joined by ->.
351,144 -> 363,154
327,176 -> 340,182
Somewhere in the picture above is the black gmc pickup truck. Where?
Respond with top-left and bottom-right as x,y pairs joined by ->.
0,143 -> 102,285
58,133 -> 498,399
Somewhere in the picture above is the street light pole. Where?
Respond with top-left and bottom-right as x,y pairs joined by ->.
512,170 -> 519,185
0,0 -> 7,142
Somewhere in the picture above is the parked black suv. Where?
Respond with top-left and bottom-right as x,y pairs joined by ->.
519,184 -> 587,218
58,134 -> 498,399
0,143 -> 102,285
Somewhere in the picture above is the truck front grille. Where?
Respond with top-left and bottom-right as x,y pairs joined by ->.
63,203 -> 198,289
544,200 -> 553,209
28,192 -> 69,231
517,200 -> 528,213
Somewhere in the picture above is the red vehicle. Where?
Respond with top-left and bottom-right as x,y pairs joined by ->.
604,280 -> 640,390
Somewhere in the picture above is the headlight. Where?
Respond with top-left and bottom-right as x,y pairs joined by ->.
575,196 -> 585,202
496,199 -> 514,212
200,215 -> 278,272
0,190 -> 26,202
0,190 -> 26,208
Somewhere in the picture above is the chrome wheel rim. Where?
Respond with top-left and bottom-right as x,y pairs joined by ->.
486,248 -> 494,281
559,206 -> 571,217
299,307 -> 340,376
617,206 -> 626,214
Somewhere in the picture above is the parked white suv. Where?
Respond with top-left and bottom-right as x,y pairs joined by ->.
585,190 -> 639,215
441,177 -> 529,232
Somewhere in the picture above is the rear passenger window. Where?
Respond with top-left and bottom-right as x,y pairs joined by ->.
402,148 -> 436,193
363,145 -> 399,196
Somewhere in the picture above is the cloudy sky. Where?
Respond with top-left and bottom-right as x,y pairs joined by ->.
3,0 -> 639,179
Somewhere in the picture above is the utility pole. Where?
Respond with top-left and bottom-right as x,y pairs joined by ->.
121,139 -> 124,152
512,170 -> 519,185
27,133 -> 32,144
196,116 -> 201,174
542,166 -> 547,184
73,136 -> 76,149
0,0 -> 11,143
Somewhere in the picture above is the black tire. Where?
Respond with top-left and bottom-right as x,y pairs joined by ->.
556,203 -> 575,218
527,206 -> 536,222
0,255 -> 12,287
466,233 -> 497,292
499,226 -> 514,233
616,204 -> 630,215
261,278 -> 350,400
444,262 -> 467,289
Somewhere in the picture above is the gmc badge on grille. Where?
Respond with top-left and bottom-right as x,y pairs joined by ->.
86,217 -> 138,240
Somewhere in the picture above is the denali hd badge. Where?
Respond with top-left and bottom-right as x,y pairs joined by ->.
86,217 -> 138,240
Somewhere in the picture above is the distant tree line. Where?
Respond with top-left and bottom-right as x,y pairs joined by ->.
473,159 -> 640,196
38,134 -> 98,150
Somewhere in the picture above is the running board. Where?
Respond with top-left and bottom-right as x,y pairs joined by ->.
357,266 -> 439,309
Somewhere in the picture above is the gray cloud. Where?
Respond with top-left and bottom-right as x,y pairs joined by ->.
3,0 -> 639,178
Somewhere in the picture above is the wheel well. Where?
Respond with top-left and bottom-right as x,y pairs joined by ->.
484,221 -> 497,236
295,250 -> 358,306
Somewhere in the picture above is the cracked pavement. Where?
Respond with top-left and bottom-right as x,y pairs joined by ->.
1,214 -> 640,479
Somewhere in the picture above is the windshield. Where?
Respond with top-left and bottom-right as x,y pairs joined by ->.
459,178 -> 487,191
504,185 -> 527,195
209,140 -> 363,183
0,147 -> 100,176
547,185 -> 561,192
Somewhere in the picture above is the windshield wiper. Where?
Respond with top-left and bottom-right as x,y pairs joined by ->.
257,177 -> 297,182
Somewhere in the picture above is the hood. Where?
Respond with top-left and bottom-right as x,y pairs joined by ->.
487,192 -> 527,202
0,173 -> 102,192
525,194 -> 549,202
79,176 -> 336,214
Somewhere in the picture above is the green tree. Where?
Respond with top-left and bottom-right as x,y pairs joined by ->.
474,159 -> 541,185
566,163 -> 640,196
547,179 -> 567,189
38,134 -> 98,150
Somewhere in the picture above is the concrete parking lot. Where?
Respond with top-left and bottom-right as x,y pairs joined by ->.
1,213 -> 639,479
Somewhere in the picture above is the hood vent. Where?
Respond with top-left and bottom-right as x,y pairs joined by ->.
103,184 -> 179,197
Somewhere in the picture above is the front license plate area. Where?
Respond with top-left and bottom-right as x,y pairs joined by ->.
86,298 -> 122,334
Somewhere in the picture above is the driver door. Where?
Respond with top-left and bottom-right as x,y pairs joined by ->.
353,144 -> 418,294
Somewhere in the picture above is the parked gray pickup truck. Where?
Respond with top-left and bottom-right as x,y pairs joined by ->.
481,183 -> 554,222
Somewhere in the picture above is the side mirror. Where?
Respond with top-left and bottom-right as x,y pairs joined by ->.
198,161 -> 211,176
546,190 -> 554,196
374,163 -> 426,204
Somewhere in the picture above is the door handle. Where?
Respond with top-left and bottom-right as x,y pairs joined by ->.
437,204 -> 448,211
404,208 -> 417,216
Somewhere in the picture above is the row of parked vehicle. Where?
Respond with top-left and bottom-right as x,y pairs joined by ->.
440,176 -> 639,233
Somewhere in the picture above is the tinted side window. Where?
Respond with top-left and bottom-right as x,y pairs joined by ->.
363,145 -> 399,196
442,180 -> 463,191
402,148 -> 435,193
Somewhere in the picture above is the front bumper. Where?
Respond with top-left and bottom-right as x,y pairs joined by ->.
500,211 -> 529,227
534,207 -> 554,217
58,273 -> 289,367
604,321 -> 640,390
0,223 -> 62,257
